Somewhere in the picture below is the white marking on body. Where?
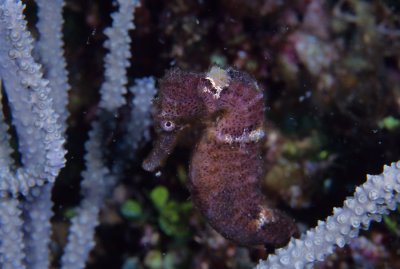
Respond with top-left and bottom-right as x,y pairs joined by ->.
214,128 -> 265,144
257,209 -> 276,230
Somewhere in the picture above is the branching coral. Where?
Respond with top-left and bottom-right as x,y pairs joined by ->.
0,1 -> 154,269
260,162 -> 400,268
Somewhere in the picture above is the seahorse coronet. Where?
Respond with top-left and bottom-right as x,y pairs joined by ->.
204,66 -> 231,99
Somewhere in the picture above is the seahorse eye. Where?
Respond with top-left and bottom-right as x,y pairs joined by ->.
161,120 -> 175,132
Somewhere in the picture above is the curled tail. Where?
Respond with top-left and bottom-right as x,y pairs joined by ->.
189,131 -> 297,247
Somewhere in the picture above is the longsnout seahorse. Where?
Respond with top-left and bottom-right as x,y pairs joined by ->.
143,66 -> 297,247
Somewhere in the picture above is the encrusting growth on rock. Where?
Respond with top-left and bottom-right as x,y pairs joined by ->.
143,66 -> 297,247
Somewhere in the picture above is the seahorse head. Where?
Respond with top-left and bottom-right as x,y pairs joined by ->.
142,68 -> 205,172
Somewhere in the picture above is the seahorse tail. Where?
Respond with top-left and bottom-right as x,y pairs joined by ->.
189,134 -> 297,247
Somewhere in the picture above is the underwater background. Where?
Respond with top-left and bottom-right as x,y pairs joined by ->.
18,0 -> 400,268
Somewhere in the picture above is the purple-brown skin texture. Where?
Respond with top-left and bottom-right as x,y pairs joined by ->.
143,67 -> 297,247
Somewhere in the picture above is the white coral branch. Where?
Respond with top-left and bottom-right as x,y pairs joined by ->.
257,162 -> 400,269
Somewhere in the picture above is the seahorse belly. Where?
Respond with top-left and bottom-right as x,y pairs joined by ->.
189,128 -> 297,247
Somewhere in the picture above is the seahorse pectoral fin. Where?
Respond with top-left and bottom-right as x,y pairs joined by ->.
142,132 -> 179,172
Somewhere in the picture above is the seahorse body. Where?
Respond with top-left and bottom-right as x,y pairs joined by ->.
143,67 -> 297,247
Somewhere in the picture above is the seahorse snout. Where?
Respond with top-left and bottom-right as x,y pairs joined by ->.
142,132 -> 179,172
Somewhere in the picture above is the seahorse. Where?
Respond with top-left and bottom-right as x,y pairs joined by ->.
143,66 -> 297,247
